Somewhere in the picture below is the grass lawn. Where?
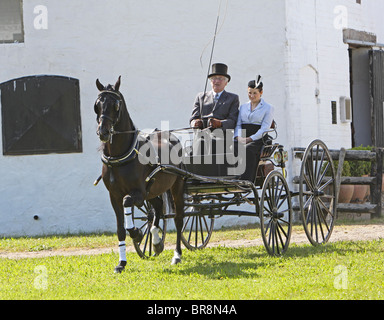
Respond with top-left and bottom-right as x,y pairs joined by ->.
1,221 -> 384,300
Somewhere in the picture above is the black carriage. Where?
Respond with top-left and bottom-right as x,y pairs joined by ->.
130,125 -> 337,258
93,78 -> 338,272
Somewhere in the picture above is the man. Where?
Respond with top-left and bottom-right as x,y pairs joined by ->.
190,63 -> 239,130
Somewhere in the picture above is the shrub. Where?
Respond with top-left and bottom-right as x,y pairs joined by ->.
348,145 -> 373,177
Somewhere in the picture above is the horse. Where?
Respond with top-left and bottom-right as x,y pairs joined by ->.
94,76 -> 185,273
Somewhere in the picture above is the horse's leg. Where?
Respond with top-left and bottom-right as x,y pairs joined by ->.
171,178 -> 185,265
149,196 -> 164,255
110,194 -> 127,273
123,193 -> 144,242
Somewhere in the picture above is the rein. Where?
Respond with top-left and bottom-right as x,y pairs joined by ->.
111,127 -> 193,135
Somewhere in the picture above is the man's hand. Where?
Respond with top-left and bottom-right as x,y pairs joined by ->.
208,118 -> 222,129
191,119 -> 203,129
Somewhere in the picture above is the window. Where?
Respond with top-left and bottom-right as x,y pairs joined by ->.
0,0 -> 24,44
331,101 -> 337,124
1,75 -> 82,155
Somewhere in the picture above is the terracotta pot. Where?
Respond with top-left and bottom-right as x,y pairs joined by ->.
351,184 -> 368,204
382,174 -> 384,192
362,175 -> 371,202
338,185 -> 354,203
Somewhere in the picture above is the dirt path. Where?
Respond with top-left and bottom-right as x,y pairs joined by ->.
1,223 -> 383,260
216,223 -> 384,248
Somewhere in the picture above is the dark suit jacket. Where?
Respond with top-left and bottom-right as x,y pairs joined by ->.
190,90 -> 240,130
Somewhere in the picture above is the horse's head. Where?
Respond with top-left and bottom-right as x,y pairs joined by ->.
94,76 -> 123,143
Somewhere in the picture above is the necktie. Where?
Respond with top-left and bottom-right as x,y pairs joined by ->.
214,93 -> 219,102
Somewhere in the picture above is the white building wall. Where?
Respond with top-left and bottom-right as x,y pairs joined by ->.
0,0 -> 288,236
0,0 -> 382,236
284,0 -> 384,181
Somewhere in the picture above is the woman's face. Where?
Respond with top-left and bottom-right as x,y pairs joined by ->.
248,87 -> 263,104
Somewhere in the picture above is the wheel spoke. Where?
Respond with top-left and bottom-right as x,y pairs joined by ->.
315,200 -> 326,241
199,216 -> 205,245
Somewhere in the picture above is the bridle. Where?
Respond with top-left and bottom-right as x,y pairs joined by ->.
96,90 -> 124,138
95,90 -> 140,167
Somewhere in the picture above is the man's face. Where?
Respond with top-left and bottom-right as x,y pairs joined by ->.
210,76 -> 228,93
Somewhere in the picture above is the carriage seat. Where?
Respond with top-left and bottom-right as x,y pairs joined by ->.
182,121 -> 278,179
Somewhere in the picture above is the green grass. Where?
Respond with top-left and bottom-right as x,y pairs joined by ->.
1,217 -> 382,252
1,229 -> 384,300
0,233 -> 116,253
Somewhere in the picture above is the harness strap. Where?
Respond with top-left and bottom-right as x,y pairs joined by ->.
101,129 -> 140,167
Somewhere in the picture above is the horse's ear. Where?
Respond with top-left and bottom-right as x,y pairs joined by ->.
114,76 -> 121,91
96,79 -> 104,91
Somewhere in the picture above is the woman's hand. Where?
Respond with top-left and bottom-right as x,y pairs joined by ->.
237,137 -> 252,144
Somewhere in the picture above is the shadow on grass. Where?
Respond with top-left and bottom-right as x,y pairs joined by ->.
284,238 -> 384,258
161,238 -> 384,279
162,247 -> 280,279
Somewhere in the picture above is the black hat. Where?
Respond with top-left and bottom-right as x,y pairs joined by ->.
208,63 -> 231,82
248,75 -> 263,89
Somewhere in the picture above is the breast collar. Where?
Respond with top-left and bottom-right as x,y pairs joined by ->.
101,127 -> 140,167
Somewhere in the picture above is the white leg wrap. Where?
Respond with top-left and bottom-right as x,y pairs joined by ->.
124,207 -> 135,230
174,250 -> 181,259
171,250 -> 182,265
118,241 -> 126,262
150,226 -> 161,245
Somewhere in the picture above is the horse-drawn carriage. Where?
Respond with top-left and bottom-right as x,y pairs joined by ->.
94,77 -> 337,271
132,133 -> 337,258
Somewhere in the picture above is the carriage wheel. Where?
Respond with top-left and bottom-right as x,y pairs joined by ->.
259,171 -> 293,256
299,140 -> 337,246
132,192 -> 170,258
181,197 -> 215,250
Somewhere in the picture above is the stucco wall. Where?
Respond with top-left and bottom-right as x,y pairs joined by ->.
0,0 -> 288,236
284,0 -> 384,181
0,0 -> 383,236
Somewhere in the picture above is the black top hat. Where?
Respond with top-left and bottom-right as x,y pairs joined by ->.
208,63 -> 231,82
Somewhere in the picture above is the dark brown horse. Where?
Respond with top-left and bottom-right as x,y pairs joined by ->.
94,76 -> 185,273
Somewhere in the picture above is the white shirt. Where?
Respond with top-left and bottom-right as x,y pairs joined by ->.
212,90 -> 224,100
234,98 -> 274,141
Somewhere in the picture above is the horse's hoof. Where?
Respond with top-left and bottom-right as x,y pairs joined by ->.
114,261 -> 126,274
153,241 -> 164,255
129,228 -> 143,243
171,251 -> 182,265
114,266 -> 125,273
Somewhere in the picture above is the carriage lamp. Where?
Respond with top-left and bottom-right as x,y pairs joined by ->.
274,150 -> 288,164
274,152 -> 282,163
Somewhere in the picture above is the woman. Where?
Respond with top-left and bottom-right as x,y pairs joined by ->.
234,77 -> 274,182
